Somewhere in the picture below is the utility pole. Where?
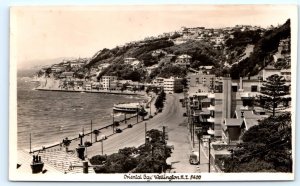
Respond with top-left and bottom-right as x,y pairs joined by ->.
101,139 -> 104,155
29,133 -> 32,154
90,120 -> 92,143
112,111 -> 115,134
136,105 -> 139,123
124,113 -> 127,124
145,122 -> 147,144
192,118 -> 195,148
208,138 -> 211,173
149,99 -> 152,116
198,127 -> 202,165
151,145 -> 154,171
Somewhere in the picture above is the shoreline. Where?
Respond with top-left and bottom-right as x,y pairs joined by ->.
34,87 -> 145,96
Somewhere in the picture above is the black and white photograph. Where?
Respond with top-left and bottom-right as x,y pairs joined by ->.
9,4 -> 297,181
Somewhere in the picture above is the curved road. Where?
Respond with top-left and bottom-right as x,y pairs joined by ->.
81,93 -> 208,173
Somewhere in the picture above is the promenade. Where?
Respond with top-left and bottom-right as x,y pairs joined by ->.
20,93 -> 203,173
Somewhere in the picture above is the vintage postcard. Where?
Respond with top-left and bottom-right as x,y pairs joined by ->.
9,5 -> 297,181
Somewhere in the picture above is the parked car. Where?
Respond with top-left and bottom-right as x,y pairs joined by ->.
127,124 -> 133,128
189,152 -> 199,165
183,113 -> 187,117
115,128 -> 122,133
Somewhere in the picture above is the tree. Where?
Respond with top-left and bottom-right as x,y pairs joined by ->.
260,74 -> 290,116
223,113 -> 292,172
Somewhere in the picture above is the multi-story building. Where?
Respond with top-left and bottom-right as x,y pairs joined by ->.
100,76 -> 118,90
163,77 -> 183,94
152,77 -> 164,87
187,73 -> 216,93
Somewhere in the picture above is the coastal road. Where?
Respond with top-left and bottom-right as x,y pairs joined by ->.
81,93 -> 206,173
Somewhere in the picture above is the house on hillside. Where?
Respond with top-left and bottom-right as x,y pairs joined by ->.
199,66 -> 214,74
151,49 -> 167,57
59,72 -> 74,79
131,60 -> 143,70
124,57 -> 137,64
98,63 -> 110,70
146,64 -> 159,74
175,54 -> 192,67
51,64 -> 64,73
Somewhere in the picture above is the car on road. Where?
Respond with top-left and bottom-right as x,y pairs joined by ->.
183,113 -> 187,117
127,124 -> 133,128
115,128 -> 122,133
189,152 -> 200,165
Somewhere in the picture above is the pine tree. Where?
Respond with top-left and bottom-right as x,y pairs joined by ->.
260,74 -> 290,116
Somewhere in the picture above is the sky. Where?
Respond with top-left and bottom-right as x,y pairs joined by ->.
10,5 -> 295,69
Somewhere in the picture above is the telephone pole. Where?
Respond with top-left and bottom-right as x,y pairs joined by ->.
198,127 -> 202,165
208,138 -> 211,173
29,133 -> 32,154
90,120 -> 93,143
136,105 -> 139,123
112,111 -> 115,134
101,139 -> 104,155
145,122 -> 147,144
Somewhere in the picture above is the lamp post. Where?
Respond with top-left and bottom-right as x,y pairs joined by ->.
145,122 -> 147,144
207,128 -> 215,173
136,105 -> 139,123
100,135 -> 106,156
112,111 -> 115,134
198,127 -> 202,165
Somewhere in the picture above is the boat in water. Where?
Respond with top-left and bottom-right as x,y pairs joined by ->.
113,102 -> 141,113
113,102 -> 147,115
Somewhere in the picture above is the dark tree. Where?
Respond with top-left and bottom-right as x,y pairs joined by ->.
260,74 -> 290,116
223,113 -> 292,173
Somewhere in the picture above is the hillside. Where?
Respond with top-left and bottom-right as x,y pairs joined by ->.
85,38 -> 224,82
229,19 -> 291,79
36,19 -> 291,82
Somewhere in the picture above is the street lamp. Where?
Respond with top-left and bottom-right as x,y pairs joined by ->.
206,128 -> 215,173
198,127 -> 203,165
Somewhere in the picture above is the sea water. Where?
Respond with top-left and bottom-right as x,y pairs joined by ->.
17,72 -> 145,150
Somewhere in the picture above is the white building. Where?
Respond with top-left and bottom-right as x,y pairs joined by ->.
124,57 -> 137,64
100,76 -> 118,90
163,77 -> 183,94
175,54 -> 192,67
262,65 -> 281,81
